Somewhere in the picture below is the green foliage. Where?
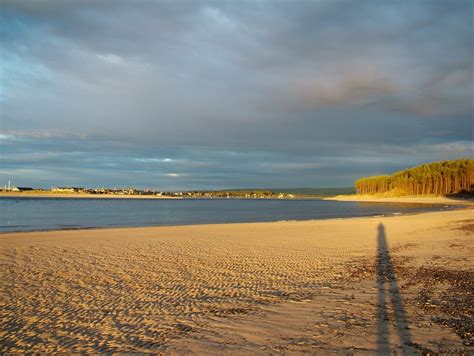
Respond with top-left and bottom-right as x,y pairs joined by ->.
355,159 -> 474,196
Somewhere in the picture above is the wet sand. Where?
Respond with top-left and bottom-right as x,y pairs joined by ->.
1,209 -> 472,353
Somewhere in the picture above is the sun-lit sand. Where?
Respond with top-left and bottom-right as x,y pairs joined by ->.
325,194 -> 474,205
1,209 -> 473,353
0,192 -> 181,199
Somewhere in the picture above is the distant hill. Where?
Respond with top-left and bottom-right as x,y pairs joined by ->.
270,187 -> 355,196
355,158 -> 473,196
220,187 -> 355,196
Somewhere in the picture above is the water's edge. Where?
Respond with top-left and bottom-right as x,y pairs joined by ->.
0,197 -> 462,233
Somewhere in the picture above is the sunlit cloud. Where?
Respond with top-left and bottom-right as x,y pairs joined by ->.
134,158 -> 174,163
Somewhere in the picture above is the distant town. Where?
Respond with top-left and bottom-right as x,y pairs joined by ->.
0,180 -> 298,199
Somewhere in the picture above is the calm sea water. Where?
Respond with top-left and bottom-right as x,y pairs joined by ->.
0,197 -> 457,232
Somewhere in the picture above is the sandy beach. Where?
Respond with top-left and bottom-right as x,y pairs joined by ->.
0,192 -> 182,199
325,195 -> 474,205
1,208 -> 472,354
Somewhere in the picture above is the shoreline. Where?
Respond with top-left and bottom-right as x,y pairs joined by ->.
1,208 -> 472,353
1,205 -> 470,235
0,192 -> 309,200
2,191 -> 472,205
0,192 -> 183,199
325,194 -> 474,205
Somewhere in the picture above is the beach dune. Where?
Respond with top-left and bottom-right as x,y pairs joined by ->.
1,209 -> 472,353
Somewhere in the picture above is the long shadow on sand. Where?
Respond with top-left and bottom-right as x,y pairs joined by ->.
376,223 -> 413,354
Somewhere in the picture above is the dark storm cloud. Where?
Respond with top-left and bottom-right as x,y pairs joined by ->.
0,0 -> 472,188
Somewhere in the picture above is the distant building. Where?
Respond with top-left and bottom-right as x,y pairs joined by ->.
17,187 -> 34,192
52,187 -> 84,193
2,180 -> 19,191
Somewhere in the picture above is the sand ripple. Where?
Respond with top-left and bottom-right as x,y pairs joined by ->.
1,224 -> 353,353
1,210 -> 472,353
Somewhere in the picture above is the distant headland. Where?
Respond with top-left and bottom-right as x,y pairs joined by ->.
0,186 -> 354,200
1,159 -> 472,200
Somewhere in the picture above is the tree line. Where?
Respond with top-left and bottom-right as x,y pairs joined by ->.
355,159 -> 474,196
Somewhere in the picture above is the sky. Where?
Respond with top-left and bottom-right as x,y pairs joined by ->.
0,0 -> 472,190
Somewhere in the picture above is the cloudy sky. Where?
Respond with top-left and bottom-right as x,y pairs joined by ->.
1,0 -> 472,189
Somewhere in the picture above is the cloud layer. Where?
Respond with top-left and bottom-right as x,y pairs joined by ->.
1,0 -> 472,189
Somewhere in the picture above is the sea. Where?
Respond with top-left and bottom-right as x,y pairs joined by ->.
0,197 -> 459,233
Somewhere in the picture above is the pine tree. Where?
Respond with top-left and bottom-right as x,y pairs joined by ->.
355,159 -> 473,196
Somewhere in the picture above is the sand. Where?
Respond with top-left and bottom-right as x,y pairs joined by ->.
0,192 -> 181,199
325,194 -> 474,205
1,209 -> 473,354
